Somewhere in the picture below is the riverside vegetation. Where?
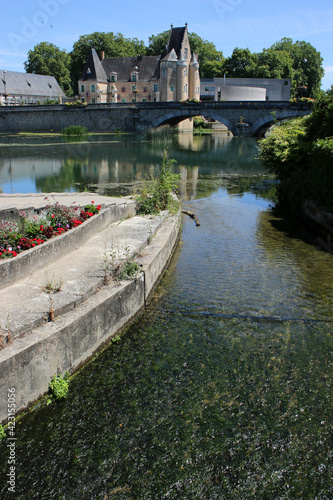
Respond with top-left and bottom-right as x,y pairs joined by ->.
134,151 -> 180,215
258,88 -> 333,214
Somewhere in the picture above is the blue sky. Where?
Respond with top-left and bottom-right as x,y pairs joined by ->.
1,0 -> 333,90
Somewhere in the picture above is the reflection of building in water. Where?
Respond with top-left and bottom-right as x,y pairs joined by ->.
179,165 -> 199,201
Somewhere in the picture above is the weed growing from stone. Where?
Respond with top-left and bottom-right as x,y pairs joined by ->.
135,151 -> 180,215
47,374 -> 69,404
0,425 -> 5,441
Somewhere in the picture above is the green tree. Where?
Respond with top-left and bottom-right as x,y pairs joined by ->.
270,38 -> 324,97
70,32 -> 146,94
188,33 -> 224,78
24,42 -> 72,95
256,48 -> 294,79
223,48 -> 257,78
147,30 -> 224,78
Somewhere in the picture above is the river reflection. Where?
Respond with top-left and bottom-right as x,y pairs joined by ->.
0,133 -> 261,196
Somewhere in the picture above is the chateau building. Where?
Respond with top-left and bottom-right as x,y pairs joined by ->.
78,24 -> 200,104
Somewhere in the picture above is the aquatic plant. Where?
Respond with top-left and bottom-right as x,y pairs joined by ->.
145,125 -> 175,143
62,125 -> 88,136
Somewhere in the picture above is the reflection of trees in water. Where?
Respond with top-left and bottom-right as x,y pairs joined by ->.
35,158 -> 85,192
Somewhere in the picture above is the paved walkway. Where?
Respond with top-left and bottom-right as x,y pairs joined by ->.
0,192 -> 126,212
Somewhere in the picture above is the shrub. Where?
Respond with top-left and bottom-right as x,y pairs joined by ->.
62,125 -> 88,137
258,89 -> 333,213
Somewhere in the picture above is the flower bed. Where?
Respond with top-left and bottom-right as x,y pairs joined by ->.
0,198 -> 101,259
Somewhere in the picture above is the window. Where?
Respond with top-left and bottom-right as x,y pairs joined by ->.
205,86 -> 209,92
143,87 -> 147,93
132,98 -> 136,102
170,85 -> 174,91
183,68 -> 187,77
132,85 -> 136,91
111,75 -> 115,81
81,85 -> 85,93
91,84 -> 95,92
121,98 -> 126,103
154,84 -> 159,92
142,98 -> 147,102
184,47 -> 188,59
196,72 -> 199,79
81,98 -> 85,103
211,87 -> 215,91
92,97 -> 95,104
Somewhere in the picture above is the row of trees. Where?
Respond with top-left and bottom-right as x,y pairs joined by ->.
24,30 -> 325,97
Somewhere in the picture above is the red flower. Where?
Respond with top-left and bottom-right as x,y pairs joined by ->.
91,201 -> 94,204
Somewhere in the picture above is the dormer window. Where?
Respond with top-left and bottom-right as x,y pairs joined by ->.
131,69 -> 139,82
110,72 -> 117,82
86,68 -> 91,75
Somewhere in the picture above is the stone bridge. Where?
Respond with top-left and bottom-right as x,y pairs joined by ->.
0,101 -> 312,137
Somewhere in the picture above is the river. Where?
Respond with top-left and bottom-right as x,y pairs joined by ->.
0,133 -> 332,499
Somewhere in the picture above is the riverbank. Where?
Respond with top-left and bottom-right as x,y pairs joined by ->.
0,193 -> 181,423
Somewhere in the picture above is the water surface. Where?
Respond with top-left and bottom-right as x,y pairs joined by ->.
0,134 -> 332,499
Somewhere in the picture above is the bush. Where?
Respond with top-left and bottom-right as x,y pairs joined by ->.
62,125 -> 88,137
258,90 -> 333,213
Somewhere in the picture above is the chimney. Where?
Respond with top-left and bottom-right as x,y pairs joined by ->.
101,51 -> 105,61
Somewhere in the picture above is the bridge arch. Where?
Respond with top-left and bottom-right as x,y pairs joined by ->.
251,110 -> 309,137
150,109 -> 235,135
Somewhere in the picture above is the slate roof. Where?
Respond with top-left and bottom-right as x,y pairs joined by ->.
80,49 -> 107,83
161,27 -> 186,60
0,70 -> 66,97
102,55 -> 161,82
